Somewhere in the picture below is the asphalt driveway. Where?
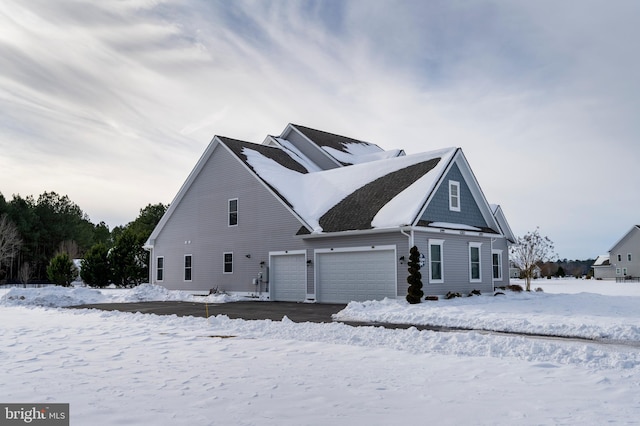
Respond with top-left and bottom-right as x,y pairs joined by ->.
73,301 -> 347,323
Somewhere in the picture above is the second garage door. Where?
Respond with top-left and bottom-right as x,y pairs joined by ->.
316,247 -> 397,303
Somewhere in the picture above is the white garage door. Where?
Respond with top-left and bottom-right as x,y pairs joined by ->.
316,248 -> 397,303
270,252 -> 306,302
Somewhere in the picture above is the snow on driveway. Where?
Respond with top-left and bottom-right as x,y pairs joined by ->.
2,279 -> 640,425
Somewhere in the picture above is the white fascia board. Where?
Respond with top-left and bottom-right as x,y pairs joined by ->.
411,148 -> 459,226
145,137 -> 221,247
452,150 -> 503,234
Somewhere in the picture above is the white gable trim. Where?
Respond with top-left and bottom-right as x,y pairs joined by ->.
145,136 -> 313,248
146,137 -> 220,247
609,225 -> 640,253
411,149 -> 502,236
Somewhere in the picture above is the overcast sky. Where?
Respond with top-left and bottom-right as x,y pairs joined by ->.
1,0 -> 639,260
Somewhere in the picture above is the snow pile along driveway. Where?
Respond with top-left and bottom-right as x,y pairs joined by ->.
2,279 -> 640,425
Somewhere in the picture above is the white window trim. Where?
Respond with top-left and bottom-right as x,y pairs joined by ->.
469,242 -> 482,283
623,267 -> 628,276
616,267 -> 622,275
223,252 -> 233,274
184,254 -> 192,282
449,180 -> 461,212
228,198 -> 238,227
492,249 -> 503,281
428,239 -> 445,284
156,256 -> 164,282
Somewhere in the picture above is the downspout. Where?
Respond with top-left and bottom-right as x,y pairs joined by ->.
144,242 -> 153,285
400,226 -> 414,249
490,237 -> 497,292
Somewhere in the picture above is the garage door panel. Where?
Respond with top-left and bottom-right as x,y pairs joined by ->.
271,254 -> 306,302
317,249 -> 396,304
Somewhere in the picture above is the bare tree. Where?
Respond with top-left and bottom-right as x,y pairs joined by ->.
0,214 -> 22,270
510,227 -> 556,291
18,262 -> 34,287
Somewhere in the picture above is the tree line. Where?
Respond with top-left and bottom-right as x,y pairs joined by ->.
0,191 -> 166,287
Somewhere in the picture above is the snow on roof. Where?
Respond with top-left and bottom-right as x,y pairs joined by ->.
593,255 -> 611,267
242,145 -> 456,233
321,144 -> 404,165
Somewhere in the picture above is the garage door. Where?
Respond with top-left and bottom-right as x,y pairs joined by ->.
316,248 -> 397,303
270,252 -> 306,302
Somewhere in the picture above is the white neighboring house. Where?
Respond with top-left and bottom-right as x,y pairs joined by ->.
592,225 -> 640,280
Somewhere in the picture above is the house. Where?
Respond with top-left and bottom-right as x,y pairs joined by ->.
591,255 -> 614,280
145,124 -> 515,303
592,226 -> 640,280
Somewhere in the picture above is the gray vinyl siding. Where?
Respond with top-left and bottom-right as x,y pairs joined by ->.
414,231 -> 497,295
152,144 -> 307,293
420,163 -> 488,229
286,129 -> 340,170
610,227 -> 640,277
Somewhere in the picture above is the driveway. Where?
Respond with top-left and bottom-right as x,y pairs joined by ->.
73,301 -> 347,323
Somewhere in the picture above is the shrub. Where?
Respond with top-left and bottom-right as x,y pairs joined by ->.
535,287 -> 544,292
405,246 -> 424,304
445,291 -> 462,299
468,289 -> 481,296
47,253 -> 77,287
507,284 -> 524,292
425,295 -> 439,301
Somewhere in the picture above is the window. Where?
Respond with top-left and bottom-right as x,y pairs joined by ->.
616,268 -> 622,275
623,268 -> 628,276
449,181 -> 460,212
223,252 -> 233,274
628,253 -> 632,262
469,243 -> 482,282
428,239 -> 444,283
492,250 -> 502,281
184,255 -> 192,281
618,254 -> 622,262
228,198 -> 238,226
156,257 -> 164,282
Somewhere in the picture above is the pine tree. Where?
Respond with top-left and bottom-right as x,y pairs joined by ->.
406,246 -> 424,304
46,253 -> 77,287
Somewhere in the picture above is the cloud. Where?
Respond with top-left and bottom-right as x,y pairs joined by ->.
0,0 -> 638,258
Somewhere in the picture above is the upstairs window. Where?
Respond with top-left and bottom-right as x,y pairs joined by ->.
618,254 -> 622,262
228,198 -> 238,226
628,253 -> 632,262
184,255 -> 192,281
449,181 -> 460,212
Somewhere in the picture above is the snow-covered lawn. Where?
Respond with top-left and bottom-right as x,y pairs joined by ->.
2,279 -> 640,425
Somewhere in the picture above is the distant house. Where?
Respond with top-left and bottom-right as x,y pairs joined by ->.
592,255 -> 614,280
593,226 -> 640,280
145,124 -> 515,303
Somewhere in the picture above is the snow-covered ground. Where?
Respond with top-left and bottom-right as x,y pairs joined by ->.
2,279 -> 640,425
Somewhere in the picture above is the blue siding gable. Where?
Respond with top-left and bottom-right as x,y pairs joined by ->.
419,163 -> 488,228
